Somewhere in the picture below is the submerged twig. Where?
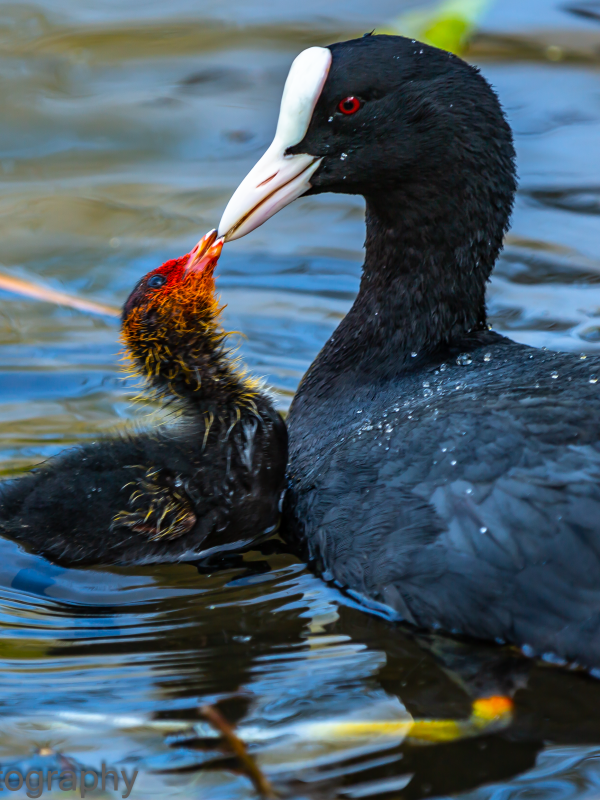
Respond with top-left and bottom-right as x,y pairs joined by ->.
199,704 -> 277,799
0,271 -> 120,317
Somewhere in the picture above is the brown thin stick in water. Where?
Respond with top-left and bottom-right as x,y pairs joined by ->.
0,272 -> 120,317
199,704 -> 276,799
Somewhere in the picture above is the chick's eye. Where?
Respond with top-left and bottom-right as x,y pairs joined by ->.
337,96 -> 361,115
147,274 -> 166,289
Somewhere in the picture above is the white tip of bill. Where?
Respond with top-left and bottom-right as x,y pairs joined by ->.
218,46 -> 332,242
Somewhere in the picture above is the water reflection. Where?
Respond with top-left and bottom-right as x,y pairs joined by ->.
1,530 -> 600,798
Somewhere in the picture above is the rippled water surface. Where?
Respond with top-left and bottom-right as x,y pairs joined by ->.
2,0 -> 600,797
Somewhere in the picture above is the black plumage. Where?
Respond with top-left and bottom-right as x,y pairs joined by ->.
273,36 -> 600,669
0,232 -> 287,566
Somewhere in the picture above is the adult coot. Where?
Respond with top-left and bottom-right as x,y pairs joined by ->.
217,36 -> 600,671
0,231 -> 287,566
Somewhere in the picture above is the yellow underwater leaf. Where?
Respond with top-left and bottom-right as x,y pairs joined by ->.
380,0 -> 492,54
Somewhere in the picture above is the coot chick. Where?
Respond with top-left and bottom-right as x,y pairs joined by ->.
0,231 -> 287,566
217,37 -> 600,670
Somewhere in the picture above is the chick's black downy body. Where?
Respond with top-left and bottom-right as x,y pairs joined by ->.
219,35 -> 600,670
0,234 -> 287,566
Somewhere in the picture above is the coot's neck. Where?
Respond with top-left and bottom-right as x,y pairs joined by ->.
295,186 -> 502,397
361,191 -> 491,356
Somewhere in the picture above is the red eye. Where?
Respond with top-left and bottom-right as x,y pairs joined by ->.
337,96 -> 361,115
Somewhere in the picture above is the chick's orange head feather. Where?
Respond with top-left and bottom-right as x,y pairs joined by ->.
122,231 -> 224,330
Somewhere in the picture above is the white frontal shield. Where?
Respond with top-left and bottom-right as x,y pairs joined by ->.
218,46 -> 332,242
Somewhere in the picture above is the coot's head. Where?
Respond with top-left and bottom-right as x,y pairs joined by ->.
122,230 -> 225,391
218,35 -> 516,287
